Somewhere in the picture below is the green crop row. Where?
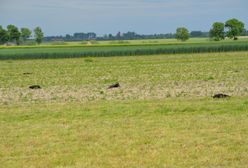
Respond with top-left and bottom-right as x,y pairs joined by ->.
0,42 -> 248,60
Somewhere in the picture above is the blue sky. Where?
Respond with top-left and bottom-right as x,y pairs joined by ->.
0,0 -> 247,36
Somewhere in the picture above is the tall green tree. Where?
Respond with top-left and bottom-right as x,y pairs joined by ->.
21,28 -> 32,42
209,22 -> 225,41
0,26 -> 9,44
7,24 -> 21,45
225,18 -> 245,40
34,27 -> 44,44
176,27 -> 189,41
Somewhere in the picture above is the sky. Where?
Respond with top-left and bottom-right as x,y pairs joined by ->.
0,0 -> 247,36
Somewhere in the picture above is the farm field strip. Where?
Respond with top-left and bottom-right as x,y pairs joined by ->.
1,37 -> 248,49
1,41 -> 248,60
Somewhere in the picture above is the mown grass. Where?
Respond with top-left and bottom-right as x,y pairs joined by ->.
1,40 -> 248,60
0,51 -> 248,167
1,52 -> 248,104
1,98 -> 248,167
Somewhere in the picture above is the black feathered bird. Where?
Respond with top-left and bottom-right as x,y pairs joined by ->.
108,82 -> 120,89
29,85 -> 41,89
213,93 -> 230,99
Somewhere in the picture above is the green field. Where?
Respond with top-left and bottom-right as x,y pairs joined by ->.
0,51 -> 248,167
1,38 -> 248,60
27,37 -> 248,46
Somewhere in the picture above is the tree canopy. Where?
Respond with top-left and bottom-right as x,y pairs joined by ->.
21,28 -> 32,41
34,27 -> 44,44
225,18 -> 245,40
0,25 -> 43,45
209,22 -> 225,41
7,24 -> 21,45
0,26 -> 9,44
176,27 -> 189,41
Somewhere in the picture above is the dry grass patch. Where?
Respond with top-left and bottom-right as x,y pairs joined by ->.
0,52 -> 248,104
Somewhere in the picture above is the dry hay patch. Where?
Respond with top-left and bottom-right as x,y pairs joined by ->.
1,80 -> 248,104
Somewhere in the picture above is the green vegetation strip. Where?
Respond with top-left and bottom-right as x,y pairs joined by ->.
1,42 -> 248,60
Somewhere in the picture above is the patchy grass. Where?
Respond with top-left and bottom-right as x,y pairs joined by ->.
0,52 -> 248,104
0,51 -> 248,167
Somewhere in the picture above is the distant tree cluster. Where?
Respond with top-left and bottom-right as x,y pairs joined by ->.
44,32 -> 97,41
44,31 -> 178,42
175,18 -> 245,42
43,31 -> 210,42
101,32 -> 178,40
45,31 -> 201,42
190,31 -> 209,38
0,25 -> 44,45
210,18 -> 245,41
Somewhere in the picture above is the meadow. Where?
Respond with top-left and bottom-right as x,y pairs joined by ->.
26,37 -> 248,46
0,50 -> 248,167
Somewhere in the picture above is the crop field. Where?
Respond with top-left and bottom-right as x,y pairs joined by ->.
1,38 -> 248,60
1,51 -> 248,167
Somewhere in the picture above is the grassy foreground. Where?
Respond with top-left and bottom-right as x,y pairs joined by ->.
1,99 -> 248,167
1,52 -> 248,167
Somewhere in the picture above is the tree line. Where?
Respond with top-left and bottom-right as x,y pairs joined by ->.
44,18 -> 246,42
0,18 -> 246,45
44,18 -> 245,42
44,31 -> 210,42
175,18 -> 246,41
0,25 -> 44,45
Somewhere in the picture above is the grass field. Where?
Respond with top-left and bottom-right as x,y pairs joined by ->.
28,37 -> 248,46
1,51 -> 248,167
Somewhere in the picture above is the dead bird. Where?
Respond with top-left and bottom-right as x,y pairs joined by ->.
29,85 -> 41,89
23,72 -> 32,75
108,82 -> 120,89
213,93 -> 230,99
